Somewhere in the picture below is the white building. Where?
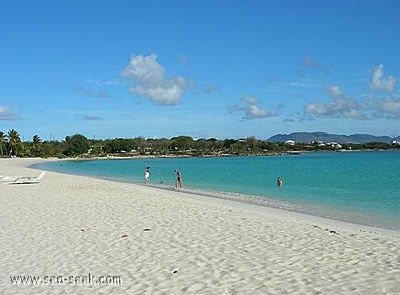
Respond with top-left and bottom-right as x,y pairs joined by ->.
285,140 -> 295,146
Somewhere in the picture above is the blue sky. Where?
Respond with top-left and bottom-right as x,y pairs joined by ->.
1,0 -> 400,141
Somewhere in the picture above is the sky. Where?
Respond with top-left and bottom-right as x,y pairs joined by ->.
1,0 -> 400,141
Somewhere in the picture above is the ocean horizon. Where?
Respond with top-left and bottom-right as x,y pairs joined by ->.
33,151 -> 400,231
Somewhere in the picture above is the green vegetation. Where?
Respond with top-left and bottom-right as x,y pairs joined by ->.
0,129 -> 398,158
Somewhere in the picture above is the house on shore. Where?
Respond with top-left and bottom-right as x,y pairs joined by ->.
284,140 -> 295,146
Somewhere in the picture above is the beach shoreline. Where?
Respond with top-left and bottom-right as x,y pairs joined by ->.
1,157 -> 399,294
32,156 -> 400,233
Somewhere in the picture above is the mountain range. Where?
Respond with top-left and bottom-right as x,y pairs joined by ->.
267,132 -> 400,144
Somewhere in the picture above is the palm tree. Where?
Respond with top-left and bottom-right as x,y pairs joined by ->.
0,131 -> 6,157
32,135 -> 42,157
7,129 -> 21,156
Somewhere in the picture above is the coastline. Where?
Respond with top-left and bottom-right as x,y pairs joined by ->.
1,158 -> 400,294
33,154 -> 400,232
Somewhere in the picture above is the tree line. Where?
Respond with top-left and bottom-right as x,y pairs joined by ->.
0,129 -> 398,158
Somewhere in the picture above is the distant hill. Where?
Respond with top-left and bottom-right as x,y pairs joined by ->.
268,132 -> 397,144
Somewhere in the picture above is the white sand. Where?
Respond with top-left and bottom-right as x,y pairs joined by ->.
1,158 -> 399,295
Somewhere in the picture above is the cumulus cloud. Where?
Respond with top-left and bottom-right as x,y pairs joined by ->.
305,86 -> 400,120
372,98 -> 400,118
378,99 -> 400,114
121,54 -> 187,105
305,85 -> 366,120
370,64 -> 396,91
301,64 -> 399,121
229,96 -> 275,120
0,106 -> 19,120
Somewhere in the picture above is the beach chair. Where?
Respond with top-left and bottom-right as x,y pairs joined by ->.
13,171 -> 46,184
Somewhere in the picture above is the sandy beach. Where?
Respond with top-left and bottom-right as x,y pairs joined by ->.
1,158 -> 399,295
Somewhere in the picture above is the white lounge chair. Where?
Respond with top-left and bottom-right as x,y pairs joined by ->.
13,171 -> 46,184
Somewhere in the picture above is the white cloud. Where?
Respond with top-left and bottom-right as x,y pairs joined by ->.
305,103 -> 327,115
306,86 -> 400,120
242,95 -> 259,105
122,54 -> 164,85
373,98 -> 400,118
130,77 -> 186,105
121,54 -> 187,105
245,104 -> 270,119
328,85 -> 341,97
0,106 -> 19,120
370,64 -> 396,91
305,85 -> 366,119
303,65 -> 400,121
229,95 -> 275,120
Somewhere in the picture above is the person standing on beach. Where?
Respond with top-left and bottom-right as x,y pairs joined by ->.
175,169 -> 182,189
144,167 -> 150,184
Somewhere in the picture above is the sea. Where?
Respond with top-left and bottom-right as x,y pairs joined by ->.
33,151 -> 400,231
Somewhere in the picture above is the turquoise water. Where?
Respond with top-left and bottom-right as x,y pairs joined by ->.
34,151 -> 400,230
